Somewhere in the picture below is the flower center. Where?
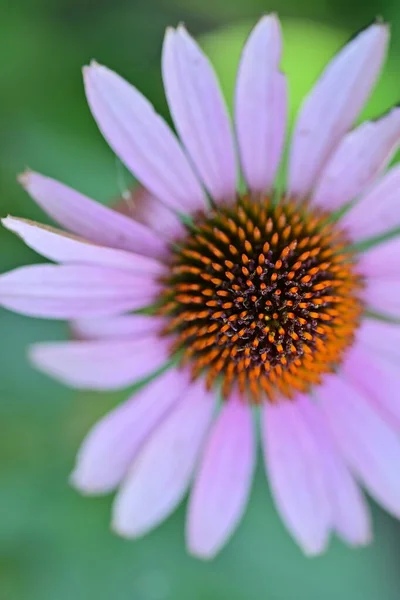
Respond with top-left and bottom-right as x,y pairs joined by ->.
159,195 -> 364,403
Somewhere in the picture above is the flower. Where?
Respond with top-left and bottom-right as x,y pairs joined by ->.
1,15 -> 400,559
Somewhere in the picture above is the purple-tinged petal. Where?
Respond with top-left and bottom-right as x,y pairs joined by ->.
187,392 -> 255,559
364,277 -> 400,318
288,23 -> 389,199
319,375 -> 400,519
71,314 -> 166,340
0,264 -> 159,319
162,26 -> 237,203
71,367 -> 190,494
356,319 -> 400,365
30,335 -> 170,390
312,108 -> 400,210
83,62 -> 206,213
341,165 -> 400,241
2,217 -> 166,275
18,171 -> 165,259
112,378 -> 216,538
235,15 -> 287,194
343,342 -> 400,430
262,397 -> 331,555
358,236 -> 400,279
299,395 -> 371,547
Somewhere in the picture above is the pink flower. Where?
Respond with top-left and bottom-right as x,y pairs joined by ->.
1,15 -> 400,559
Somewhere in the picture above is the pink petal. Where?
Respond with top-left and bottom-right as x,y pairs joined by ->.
112,378 -> 216,538
288,23 -> 389,199
71,367 -> 190,494
71,314 -> 166,340
299,395 -> 371,547
364,277 -> 400,318
235,15 -> 287,194
117,186 -> 186,241
343,342 -> 400,430
83,62 -> 206,213
311,108 -> 400,210
261,397 -> 331,555
2,216 -> 165,275
186,392 -> 255,559
341,165 -> 400,241
356,318 -> 400,365
319,375 -> 400,519
162,26 -> 237,203
0,264 -> 159,319
358,236 -> 400,279
29,335 -> 170,390
18,171 -> 165,259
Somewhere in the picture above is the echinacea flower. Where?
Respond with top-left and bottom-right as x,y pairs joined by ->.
2,15 -> 400,559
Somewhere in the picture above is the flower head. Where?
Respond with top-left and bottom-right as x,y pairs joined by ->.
2,15 -> 400,558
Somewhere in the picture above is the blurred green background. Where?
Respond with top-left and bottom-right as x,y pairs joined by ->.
1,0 -> 400,599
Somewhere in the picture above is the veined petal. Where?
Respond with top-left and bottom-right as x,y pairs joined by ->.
187,392 -> 255,559
2,217 -> 165,275
319,375 -> 400,519
235,15 -> 287,194
357,318 -> 400,365
71,314 -> 166,340
0,264 -> 159,319
30,335 -> 170,390
71,367 -> 190,494
364,277 -> 400,318
162,26 -> 237,203
83,62 -> 206,213
312,108 -> 400,210
358,236 -> 400,279
299,395 -> 371,547
288,23 -> 389,199
341,165 -> 400,241
112,378 -> 216,538
18,171 -> 165,259
262,397 -> 331,555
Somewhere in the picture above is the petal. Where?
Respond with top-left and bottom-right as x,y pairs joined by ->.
186,392 -> 255,559
0,264 -> 159,319
30,335 -> 170,390
299,395 -> 371,547
112,378 -> 216,538
2,217 -> 165,275
363,277 -> 400,318
356,318 -> 400,364
234,15 -> 287,194
162,26 -> 237,203
319,375 -> 400,519
71,314 -> 166,340
288,23 -> 389,199
71,367 -> 190,494
19,171 -> 165,259
311,108 -> 400,210
358,236 -> 400,279
343,342 -> 400,429
261,397 -> 331,555
341,164 -> 400,241
116,186 -> 186,241
83,62 -> 206,213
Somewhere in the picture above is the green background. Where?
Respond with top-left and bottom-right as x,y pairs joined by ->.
1,0 -> 400,599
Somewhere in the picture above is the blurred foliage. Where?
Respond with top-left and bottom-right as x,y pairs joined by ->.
1,0 -> 400,599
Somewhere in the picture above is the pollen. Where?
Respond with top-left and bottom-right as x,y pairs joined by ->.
159,195 -> 364,403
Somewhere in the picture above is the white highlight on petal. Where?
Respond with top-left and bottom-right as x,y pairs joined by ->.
187,392 -> 255,559
112,379 -> 216,538
162,25 -> 237,203
235,15 -> 287,194
288,23 -> 389,199
312,108 -> 400,210
83,62 -> 207,213
71,368 -> 191,494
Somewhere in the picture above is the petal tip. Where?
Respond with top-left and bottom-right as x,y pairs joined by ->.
17,169 -> 34,189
